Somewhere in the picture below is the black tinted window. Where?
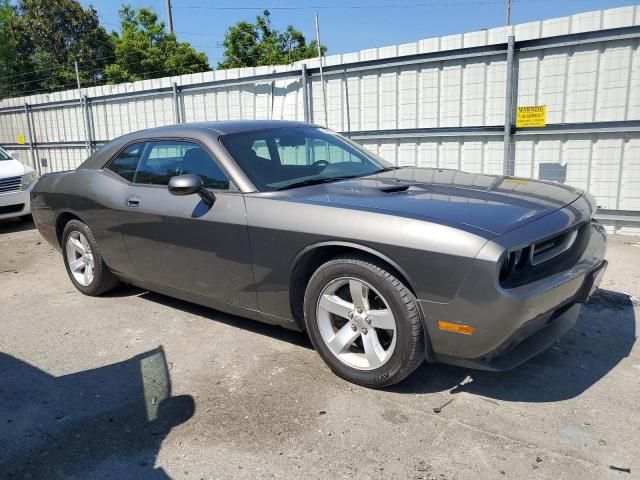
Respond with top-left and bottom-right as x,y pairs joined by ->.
134,141 -> 229,190
107,143 -> 143,181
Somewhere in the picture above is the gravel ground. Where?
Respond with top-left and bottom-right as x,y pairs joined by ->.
0,219 -> 638,480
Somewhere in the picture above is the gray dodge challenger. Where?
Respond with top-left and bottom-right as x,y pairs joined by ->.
31,120 -> 607,387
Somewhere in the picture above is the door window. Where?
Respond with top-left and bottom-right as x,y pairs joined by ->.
135,141 -> 230,190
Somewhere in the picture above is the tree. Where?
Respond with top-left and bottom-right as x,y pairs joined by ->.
7,0 -> 114,94
105,5 -> 209,84
218,10 -> 326,69
0,0 -> 22,97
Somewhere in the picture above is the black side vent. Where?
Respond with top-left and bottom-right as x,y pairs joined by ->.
531,229 -> 578,266
381,185 -> 410,193
533,232 -> 569,256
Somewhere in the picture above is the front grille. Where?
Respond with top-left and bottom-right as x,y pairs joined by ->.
0,203 -> 24,215
501,222 -> 592,289
531,228 -> 578,266
0,175 -> 22,194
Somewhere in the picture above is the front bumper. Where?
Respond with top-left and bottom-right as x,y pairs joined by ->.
0,186 -> 31,220
420,218 -> 607,371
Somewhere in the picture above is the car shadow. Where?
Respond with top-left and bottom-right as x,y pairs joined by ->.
0,346 -> 194,479
0,217 -> 35,234
392,289 -> 637,402
104,285 -> 635,403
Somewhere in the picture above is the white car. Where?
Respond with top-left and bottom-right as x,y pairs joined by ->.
0,147 -> 39,221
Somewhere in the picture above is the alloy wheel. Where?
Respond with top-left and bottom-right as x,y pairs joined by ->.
315,277 -> 397,371
65,231 -> 95,287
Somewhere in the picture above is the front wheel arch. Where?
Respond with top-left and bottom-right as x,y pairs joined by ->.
289,242 -> 418,325
303,253 -> 426,387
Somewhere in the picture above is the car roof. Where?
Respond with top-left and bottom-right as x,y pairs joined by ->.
77,120 -> 317,171
127,120 -> 314,137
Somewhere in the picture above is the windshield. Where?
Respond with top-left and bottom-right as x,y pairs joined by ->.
0,148 -> 10,161
220,126 -> 393,191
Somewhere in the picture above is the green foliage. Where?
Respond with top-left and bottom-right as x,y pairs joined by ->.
105,5 -> 210,84
6,0 -> 114,94
0,2 -> 210,98
218,10 -> 326,69
0,0 -> 20,96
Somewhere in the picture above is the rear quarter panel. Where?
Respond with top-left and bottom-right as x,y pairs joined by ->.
31,170 -> 135,277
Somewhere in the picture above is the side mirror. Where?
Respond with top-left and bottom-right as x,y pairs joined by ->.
7,150 -> 20,161
168,174 -> 216,206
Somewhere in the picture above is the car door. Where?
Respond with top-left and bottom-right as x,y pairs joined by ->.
111,139 -> 257,309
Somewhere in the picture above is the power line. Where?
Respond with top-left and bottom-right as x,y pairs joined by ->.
0,54 -> 121,83
0,36 -> 224,84
173,0 -> 510,9
174,31 -> 225,37
172,0 -> 564,11
100,20 -> 225,37
0,58 -> 217,99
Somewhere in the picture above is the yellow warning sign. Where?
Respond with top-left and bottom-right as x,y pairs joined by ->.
16,133 -> 25,145
516,105 -> 546,128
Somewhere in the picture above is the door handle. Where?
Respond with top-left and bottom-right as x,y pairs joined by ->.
126,195 -> 141,207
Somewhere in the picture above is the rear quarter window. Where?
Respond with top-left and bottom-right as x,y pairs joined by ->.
106,143 -> 144,182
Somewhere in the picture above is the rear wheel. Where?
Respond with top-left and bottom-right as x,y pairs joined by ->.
62,219 -> 119,296
304,255 -> 425,388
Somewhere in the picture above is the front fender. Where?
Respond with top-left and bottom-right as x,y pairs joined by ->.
291,240 -> 419,295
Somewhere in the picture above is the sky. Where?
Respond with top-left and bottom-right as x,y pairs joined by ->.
79,0 -> 639,67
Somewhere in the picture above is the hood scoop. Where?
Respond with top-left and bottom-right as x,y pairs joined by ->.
381,184 -> 412,194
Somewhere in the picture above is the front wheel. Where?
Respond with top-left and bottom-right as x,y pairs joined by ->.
62,219 -> 119,296
304,255 -> 425,388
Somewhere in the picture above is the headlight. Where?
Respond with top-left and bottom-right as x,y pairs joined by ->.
499,246 -> 531,282
21,171 -> 39,190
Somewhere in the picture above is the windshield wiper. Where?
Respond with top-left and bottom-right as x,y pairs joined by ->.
274,175 -> 362,191
374,166 -> 401,173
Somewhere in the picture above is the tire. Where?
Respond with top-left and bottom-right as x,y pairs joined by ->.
304,254 -> 425,388
61,219 -> 119,296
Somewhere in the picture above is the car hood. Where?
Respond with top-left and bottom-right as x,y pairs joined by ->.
0,158 -> 28,178
282,168 -> 583,235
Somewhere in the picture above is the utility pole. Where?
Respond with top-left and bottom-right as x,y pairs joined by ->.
166,0 -> 174,34
503,36 -> 515,176
75,60 -> 91,158
315,12 -> 328,126
505,0 -> 511,26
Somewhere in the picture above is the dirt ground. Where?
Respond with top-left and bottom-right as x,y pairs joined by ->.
0,219 -> 638,480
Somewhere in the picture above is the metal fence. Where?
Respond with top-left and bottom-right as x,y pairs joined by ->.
1,6 -> 639,231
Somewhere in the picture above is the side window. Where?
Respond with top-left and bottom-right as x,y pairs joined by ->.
106,143 -> 144,181
134,141 -> 230,190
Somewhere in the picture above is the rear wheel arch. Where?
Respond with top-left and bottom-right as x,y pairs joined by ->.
289,242 -> 418,330
55,211 -> 83,248
61,219 -> 120,296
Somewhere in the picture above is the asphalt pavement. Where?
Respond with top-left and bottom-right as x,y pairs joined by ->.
0,219 -> 638,479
